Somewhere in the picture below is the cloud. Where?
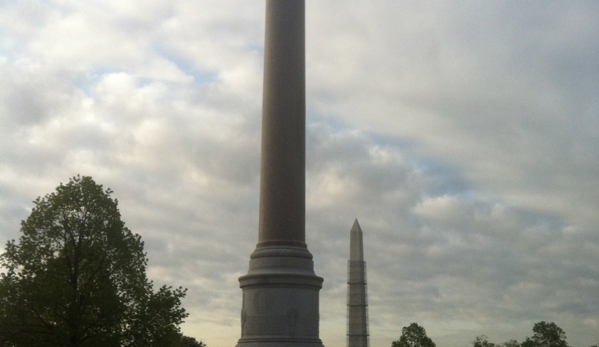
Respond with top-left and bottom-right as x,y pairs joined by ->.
1,1 -> 598,347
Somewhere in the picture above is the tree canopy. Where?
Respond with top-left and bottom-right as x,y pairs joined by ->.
473,335 -> 496,347
469,321 -> 572,347
392,322 -> 436,347
522,321 -> 569,347
178,335 -> 206,347
0,176 -> 188,347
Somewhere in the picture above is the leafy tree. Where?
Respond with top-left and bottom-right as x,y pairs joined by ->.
471,336 -> 521,347
522,322 -> 569,347
0,176 -> 188,347
392,322 -> 436,347
500,340 -> 521,347
179,334 -> 206,347
473,335 -> 496,347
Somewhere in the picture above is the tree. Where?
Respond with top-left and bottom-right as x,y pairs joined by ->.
0,176 -> 188,347
473,335 -> 496,347
179,335 -> 206,347
500,340 -> 521,347
522,322 -> 569,347
392,322 -> 436,347
471,336 -> 520,347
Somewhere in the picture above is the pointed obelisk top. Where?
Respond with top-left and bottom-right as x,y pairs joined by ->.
350,219 -> 364,262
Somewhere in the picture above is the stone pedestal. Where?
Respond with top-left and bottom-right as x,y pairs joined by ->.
237,247 -> 323,347
236,1 -> 324,347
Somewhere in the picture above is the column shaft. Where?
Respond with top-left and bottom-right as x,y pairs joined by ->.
258,0 -> 306,248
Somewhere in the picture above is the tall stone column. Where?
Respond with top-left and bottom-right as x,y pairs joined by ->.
236,1 -> 324,347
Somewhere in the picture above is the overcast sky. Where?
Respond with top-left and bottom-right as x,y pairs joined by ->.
1,1 -> 598,347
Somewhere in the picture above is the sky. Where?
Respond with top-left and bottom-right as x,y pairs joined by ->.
0,1 -> 598,347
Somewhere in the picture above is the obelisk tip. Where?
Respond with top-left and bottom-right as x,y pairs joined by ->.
351,219 -> 362,233
349,219 -> 364,261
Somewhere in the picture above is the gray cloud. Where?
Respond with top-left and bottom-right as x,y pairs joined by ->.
1,1 -> 598,347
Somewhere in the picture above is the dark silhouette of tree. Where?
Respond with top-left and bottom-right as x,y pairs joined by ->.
468,322 -> 571,347
392,322 -> 436,347
0,176 -> 188,347
500,340 -> 521,347
179,334 -> 206,347
473,335 -> 496,347
470,335 -> 521,347
522,322 -> 569,347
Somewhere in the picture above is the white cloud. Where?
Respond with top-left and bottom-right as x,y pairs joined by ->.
1,1 -> 598,347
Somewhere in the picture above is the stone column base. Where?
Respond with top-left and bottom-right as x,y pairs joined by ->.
236,246 -> 324,347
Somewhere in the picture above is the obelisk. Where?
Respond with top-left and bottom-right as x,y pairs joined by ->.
236,1 -> 324,347
347,219 -> 369,347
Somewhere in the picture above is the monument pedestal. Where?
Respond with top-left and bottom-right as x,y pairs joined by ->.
237,246 -> 324,347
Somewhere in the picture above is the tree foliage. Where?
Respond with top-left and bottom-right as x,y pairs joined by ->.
0,176 -> 188,347
178,334 -> 206,347
392,322 -> 436,347
522,321 -> 569,347
469,322 -> 572,347
473,335 -> 496,347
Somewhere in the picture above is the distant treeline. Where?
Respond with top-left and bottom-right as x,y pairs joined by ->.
391,321 -> 597,347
